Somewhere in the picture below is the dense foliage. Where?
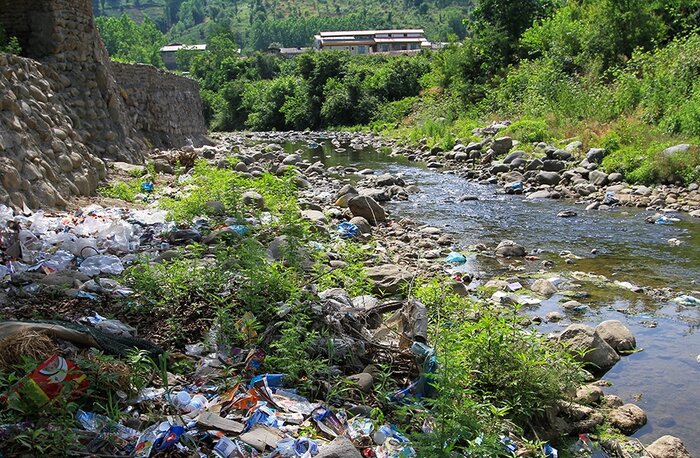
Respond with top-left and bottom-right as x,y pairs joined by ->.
94,0 -> 473,51
96,14 -> 167,67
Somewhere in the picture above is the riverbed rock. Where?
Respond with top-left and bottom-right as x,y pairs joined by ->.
537,171 -> 562,185
491,136 -> 513,154
348,196 -> 386,224
589,170 -> 609,187
316,436 -> 362,458
662,144 -> 691,157
531,278 -> 558,297
575,384 -> 604,405
349,216 -> 372,235
586,148 -> 607,163
646,435 -> 692,458
242,191 -> 265,209
595,320 -> 636,353
495,240 -> 526,257
503,150 -> 524,164
365,264 -> 414,295
301,209 -> 327,224
559,324 -> 620,371
607,403 -> 647,435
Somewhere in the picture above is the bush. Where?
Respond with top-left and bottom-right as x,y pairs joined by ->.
0,25 -> 21,55
409,279 -> 584,455
502,117 -> 551,143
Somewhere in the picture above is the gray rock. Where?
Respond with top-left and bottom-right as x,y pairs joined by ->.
491,136 -> 513,155
575,384 -> 604,405
586,148 -> 607,163
542,160 -> 566,172
537,171 -> 562,185
490,163 -> 510,174
526,158 -> 543,171
301,209 -> 327,224
495,240 -> 526,257
646,435 -> 692,458
153,159 -> 173,175
349,216 -> 372,235
608,404 -> 647,435
565,141 -> 583,153
607,172 -> 623,183
503,150 -> 525,164
365,264 -> 415,295
316,436 -> 362,458
348,372 -> 374,393
589,170 -> 609,187
559,324 -> 620,371
527,190 -> 553,199
242,191 -> 265,209
348,196 -> 386,224
595,320 -> 636,353
552,149 -> 572,161
531,278 -> 558,297
662,144 -> 691,157
282,153 -> 301,165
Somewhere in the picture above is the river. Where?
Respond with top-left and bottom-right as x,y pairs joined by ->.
292,138 -> 700,453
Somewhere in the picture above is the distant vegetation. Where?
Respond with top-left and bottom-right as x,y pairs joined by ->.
93,0 -> 472,51
97,0 -> 700,185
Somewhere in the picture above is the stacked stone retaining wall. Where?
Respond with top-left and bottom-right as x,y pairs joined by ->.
0,0 -> 208,209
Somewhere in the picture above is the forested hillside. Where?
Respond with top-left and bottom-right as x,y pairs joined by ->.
93,0 -> 472,50
95,0 -> 700,186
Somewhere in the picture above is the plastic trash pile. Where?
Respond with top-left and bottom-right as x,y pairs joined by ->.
72,372 -> 417,457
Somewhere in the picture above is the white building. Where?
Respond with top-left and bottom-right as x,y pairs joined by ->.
159,43 -> 207,70
313,29 -> 431,54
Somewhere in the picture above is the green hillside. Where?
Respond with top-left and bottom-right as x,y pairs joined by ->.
93,0 -> 473,51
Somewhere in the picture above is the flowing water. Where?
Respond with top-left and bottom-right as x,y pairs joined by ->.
291,139 -> 700,453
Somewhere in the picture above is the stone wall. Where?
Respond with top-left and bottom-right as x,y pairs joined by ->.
0,0 -> 208,209
0,53 -> 107,208
112,63 -> 208,149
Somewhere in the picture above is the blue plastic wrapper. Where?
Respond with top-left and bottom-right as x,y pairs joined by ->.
543,443 -> 558,458
229,224 -> 249,236
337,222 -> 360,239
141,182 -> 154,193
444,252 -> 466,265
153,425 -> 185,450
249,374 -> 284,388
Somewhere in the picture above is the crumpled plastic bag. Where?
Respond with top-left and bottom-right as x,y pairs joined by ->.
79,255 -> 124,277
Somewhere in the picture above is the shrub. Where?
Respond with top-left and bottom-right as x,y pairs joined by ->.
502,117 -> 551,143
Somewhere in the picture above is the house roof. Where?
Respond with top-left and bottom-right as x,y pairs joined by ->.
160,44 -> 207,53
317,29 -> 425,38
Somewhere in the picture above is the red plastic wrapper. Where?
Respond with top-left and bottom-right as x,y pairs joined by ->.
1,355 -> 89,410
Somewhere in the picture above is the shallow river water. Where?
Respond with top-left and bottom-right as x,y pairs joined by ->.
292,139 -> 700,453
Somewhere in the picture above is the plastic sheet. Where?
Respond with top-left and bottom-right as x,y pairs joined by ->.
79,255 -> 124,276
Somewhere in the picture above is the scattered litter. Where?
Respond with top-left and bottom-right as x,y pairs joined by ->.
79,254 -> 125,276
337,222 -> 360,239
673,295 -> 700,306
444,252 -> 466,265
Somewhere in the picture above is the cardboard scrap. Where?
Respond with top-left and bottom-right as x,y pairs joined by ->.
196,411 -> 245,434
239,424 -> 285,451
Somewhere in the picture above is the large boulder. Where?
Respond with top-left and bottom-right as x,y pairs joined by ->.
491,137 -> 513,155
536,171 -> 562,185
365,264 -> 414,295
586,148 -> 607,163
595,320 -> 636,353
348,196 -> 386,224
558,324 -> 620,371
588,170 -> 609,187
662,144 -> 691,157
607,403 -> 647,435
531,278 -> 558,297
495,240 -> 526,257
646,435 -> 692,458
316,436 -> 362,458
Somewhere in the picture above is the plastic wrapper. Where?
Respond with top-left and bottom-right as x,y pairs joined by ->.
337,222 -> 359,239
79,255 -> 125,276
86,312 -> 136,336
1,355 -> 89,410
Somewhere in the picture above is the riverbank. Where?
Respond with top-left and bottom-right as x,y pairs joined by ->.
0,130 -> 695,457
